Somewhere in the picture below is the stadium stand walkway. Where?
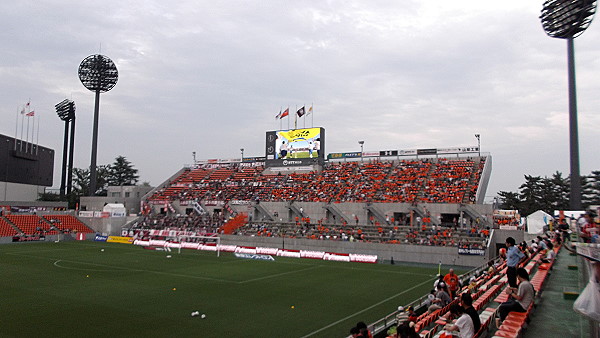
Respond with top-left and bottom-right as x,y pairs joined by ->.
523,245 -> 589,337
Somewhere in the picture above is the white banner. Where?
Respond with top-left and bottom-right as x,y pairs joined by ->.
132,242 -> 377,264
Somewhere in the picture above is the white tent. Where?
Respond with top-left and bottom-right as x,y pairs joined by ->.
102,203 -> 127,217
526,210 -> 554,234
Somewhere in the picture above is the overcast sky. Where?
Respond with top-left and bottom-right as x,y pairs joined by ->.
1,1 -> 599,201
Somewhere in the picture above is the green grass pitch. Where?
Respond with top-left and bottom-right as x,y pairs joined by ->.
0,241 -> 447,337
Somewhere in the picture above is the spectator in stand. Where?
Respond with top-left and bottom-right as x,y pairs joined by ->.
558,218 -> 570,242
428,282 -> 451,313
460,293 -> 480,333
580,212 -> 598,243
356,321 -> 373,338
530,239 -> 539,253
467,277 -> 478,293
444,304 -> 474,338
485,260 -> 496,277
443,268 -> 460,298
505,237 -> 525,288
536,236 -> 548,251
496,268 -> 535,327
433,274 -> 444,289
541,242 -> 556,263
396,321 -> 419,338
407,306 -> 418,323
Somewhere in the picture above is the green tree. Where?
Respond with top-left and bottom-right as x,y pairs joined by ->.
549,171 -> 570,211
518,175 -> 544,216
107,156 -> 139,186
497,190 -> 521,210
583,170 -> 600,208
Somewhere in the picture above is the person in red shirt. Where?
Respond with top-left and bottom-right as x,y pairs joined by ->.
443,268 -> 460,299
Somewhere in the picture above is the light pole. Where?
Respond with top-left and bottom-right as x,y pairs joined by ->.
78,54 -> 118,196
475,134 -> 481,157
540,0 -> 596,210
55,99 -> 76,198
358,141 -> 364,160
240,148 -> 244,162
192,151 -> 196,165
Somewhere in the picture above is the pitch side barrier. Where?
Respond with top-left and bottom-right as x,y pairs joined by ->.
133,239 -> 377,263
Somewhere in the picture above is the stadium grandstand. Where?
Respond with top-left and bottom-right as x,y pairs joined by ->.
133,140 -> 493,267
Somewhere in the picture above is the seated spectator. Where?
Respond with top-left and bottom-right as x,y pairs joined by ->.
396,321 -> 419,338
433,274 -> 444,289
444,304 -> 474,338
496,268 -> 535,327
530,239 -> 539,252
540,242 -> 555,263
460,293 -> 480,333
406,306 -> 418,323
356,321 -> 373,338
467,277 -> 478,293
428,282 -> 451,313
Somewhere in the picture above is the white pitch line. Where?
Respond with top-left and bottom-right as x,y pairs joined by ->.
53,260 -> 128,272
7,252 -> 237,283
237,265 -> 320,284
299,276 -> 436,338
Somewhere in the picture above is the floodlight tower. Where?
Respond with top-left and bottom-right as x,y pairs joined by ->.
540,0 -> 596,210
56,99 -> 76,197
78,54 -> 118,196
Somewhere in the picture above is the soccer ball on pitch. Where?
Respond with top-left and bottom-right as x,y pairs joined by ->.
201,314 -> 206,319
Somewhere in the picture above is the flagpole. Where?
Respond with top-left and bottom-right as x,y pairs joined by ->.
14,107 -> 19,151
26,113 -> 30,153
294,105 -> 298,130
311,103 -> 314,128
303,104 -> 306,129
279,106 -> 282,131
20,113 -> 24,152
287,107 -> 290,130
36,113 -> 40,155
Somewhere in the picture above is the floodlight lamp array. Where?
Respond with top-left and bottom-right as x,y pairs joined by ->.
55,99 -> 76,121
78,54 -> 119,93
541,0 -> 597,38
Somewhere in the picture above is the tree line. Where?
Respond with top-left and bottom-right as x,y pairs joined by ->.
39,155 -> 142,208
498,170 -> 600,216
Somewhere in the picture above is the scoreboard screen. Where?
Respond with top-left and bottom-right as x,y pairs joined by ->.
265,127 -> 324,168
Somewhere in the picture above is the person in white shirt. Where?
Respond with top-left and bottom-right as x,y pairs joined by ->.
445,304 -> 474,338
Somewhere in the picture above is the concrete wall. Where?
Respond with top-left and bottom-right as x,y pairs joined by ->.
81,217 -> 128,236
80,185 -> 153,214
0,181 -> 45,202
221,234 -> 490,267
231,201 -> 493,226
